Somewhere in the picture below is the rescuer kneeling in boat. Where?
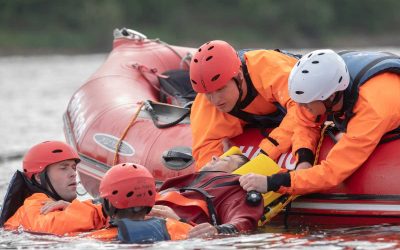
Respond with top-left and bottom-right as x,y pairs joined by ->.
1,141 -> 107,235
239,49 -> 400,195
190,40 -> 320,170
152,153 -> 264,238
89,163 -> 193,243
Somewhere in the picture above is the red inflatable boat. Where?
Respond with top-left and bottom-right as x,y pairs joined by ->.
63,28 -> 400,226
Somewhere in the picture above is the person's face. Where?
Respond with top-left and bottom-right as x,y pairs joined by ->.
45,160 -> 78,202
298,101 -> 326,117
205,79 -> 239,113
203,155 -> 244,172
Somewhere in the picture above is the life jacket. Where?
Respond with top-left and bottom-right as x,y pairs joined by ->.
89,217 -> 191,243
116,217 -> 171,243
0,170 -> 57,227
333,51 -> 400,132
228,49 -> 300,134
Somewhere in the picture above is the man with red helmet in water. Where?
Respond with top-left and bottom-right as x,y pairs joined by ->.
90,163 -> 193,243
190,40 -> 319,170
2,141 -> 106,235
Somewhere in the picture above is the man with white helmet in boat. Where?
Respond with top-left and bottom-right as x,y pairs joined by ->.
1,141 -> 107,235
239,49 -> 400,195
190,40 -> 320,170
89,163 -> 193,243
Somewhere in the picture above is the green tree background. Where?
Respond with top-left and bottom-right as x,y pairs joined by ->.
0,0 -> 399,54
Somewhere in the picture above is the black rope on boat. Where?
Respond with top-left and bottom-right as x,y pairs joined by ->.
144,100 -> 190,129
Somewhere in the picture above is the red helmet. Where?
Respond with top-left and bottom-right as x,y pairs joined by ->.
23,141 -> 80,179
190,40 -> 241,93
99,163 -> 156,209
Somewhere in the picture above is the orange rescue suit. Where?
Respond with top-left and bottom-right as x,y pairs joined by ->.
285,73 -> 400,194
4,193 -> 107,235
191,50 -> 319,169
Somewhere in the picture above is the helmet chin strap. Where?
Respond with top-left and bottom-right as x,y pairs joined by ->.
231,76 -> 244,111
323,91 -> 343,114
37,170 -> 63,201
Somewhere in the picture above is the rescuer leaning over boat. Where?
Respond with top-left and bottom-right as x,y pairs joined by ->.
190,40 -> 320,170
240,49 -> 400,195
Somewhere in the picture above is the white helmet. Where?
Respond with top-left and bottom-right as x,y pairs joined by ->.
288,49 -> 350,103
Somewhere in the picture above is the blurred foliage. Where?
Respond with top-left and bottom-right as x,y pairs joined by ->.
0,0 -> 399,54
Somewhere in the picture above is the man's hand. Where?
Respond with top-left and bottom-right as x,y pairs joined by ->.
188,223 -> 218,238
40,200 -> 70,215
239,173 -> 269,193
148,205 -> 180,220
296,162 -> 312,170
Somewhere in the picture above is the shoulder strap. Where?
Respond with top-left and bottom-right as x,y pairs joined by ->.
237,49 -> 259,109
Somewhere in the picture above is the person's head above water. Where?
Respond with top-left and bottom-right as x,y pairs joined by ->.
23,141 -> 80,202
190,40 -> 246,113
288,49 -> 350,116
201,154 -> 249,172
99,163 -> 156,220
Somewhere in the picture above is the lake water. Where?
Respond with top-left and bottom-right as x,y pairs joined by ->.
1,52 -> 400,249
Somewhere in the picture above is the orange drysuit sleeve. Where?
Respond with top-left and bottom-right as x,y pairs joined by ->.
4,193 -> 107,235
291,105 -> 322,157
165,218 -> 193,240
286,73 -> 400,194
246,50 -> 319,159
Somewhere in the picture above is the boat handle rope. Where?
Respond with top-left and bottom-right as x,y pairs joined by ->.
113,100 -> 190,165
113,101 -> 145,165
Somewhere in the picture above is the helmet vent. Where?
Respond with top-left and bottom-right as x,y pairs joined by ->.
126,191 -> 134,198
307,53 -> 313,58
112,190 -> 118,195
318,52 -> 325,55
339,76 -> 343,83
295,91 -> 304,95
52,149 -> 63,153
191,79 -> 197,85
194,59 -> 198,63
198,48 -> 202,52
122,163 -> 126,166
211,74 -> 220,82
132,164 -> 137,169
302,70 -> 309,74
296,61 -> 301,67
148,190 -> 153,196
206,56 -> 213,61
208,46 -> 214,51
312,61 -> 319,64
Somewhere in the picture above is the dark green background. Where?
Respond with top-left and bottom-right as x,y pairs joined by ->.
1,0 -> 399,54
